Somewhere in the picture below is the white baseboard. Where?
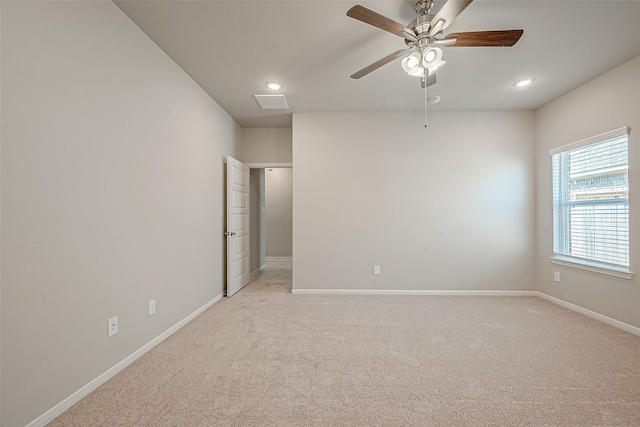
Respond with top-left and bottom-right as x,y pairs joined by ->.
535,291 -> 640,337
265,256 -> 292,260
250,264 -> 266,279
26,294 -> 224,427
291,289 -> 538,297
290,289 -> 640,336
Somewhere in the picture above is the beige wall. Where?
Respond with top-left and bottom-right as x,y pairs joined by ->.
0,2 -> 240,426
292,111 -> 536,291
241,128 -> 292,164
266,168 -> 293,257
535,55 -> 640,328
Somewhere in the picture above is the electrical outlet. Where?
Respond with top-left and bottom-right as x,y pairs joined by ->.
373,265 -> 380,275
108,316 -> 118,337
554,271 -> 561,283
149,299 -> 156,316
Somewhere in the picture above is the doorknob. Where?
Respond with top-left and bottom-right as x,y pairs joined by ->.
225,231 -> 237,237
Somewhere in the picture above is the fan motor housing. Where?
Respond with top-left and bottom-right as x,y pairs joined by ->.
409,14 -> 433,35
414,0 -> 434,15
406,14 -> 435,47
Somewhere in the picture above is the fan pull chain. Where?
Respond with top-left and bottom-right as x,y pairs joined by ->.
424,78 -> 428,128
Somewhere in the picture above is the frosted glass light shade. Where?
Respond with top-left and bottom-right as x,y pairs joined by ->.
401,52 -> 424,76
422,47 -> 443,68
426,60 -> 445,75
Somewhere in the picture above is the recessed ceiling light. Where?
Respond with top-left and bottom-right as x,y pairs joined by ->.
514,77 -> 535,87
266,81 -> 283,91
428,96 -> 441,104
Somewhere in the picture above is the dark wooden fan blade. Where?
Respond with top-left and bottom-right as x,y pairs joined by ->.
350,49 -> 411,79
445,30 -> 524,47
429,0 -> 474,35
347,5 -> 416,40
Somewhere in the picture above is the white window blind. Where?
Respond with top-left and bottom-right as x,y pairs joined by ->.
551,127 -> 630,270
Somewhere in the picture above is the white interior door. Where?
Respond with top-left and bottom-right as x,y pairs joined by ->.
226,156 -> 250,296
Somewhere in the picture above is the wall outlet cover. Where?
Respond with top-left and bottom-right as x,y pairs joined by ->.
108,316 -> 118,337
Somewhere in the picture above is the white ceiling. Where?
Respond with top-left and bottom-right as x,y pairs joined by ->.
115,0 -> 640,128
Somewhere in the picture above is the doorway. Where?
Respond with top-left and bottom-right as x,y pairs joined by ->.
248,166 -> 292,286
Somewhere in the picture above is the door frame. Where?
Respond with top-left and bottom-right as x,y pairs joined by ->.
246,162 -> 293,281
223,161 -> 293,295
246,163 -> 292,169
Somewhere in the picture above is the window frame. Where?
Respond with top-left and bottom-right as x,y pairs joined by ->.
549,126 -> 634,279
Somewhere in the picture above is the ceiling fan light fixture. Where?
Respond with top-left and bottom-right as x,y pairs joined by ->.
424,50 -> 436,62
407,56 -> 419,69
404,66 -> 426,77
422,47 -> 443,68
514,77 -> 535,87
422,47 -> 445,75
401,52 -> 424,76
426,60 -> 445,76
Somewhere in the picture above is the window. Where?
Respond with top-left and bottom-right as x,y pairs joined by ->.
550,127 -> 631,276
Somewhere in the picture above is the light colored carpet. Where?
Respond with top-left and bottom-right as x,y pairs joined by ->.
49,262 -> 640,426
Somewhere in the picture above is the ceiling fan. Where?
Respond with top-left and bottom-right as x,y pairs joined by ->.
347,0 -> 524,87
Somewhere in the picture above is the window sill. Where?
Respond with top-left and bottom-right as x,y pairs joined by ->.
550,256 -> 634,280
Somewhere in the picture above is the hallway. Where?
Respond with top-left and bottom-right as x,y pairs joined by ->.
248,257 -> 292,292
